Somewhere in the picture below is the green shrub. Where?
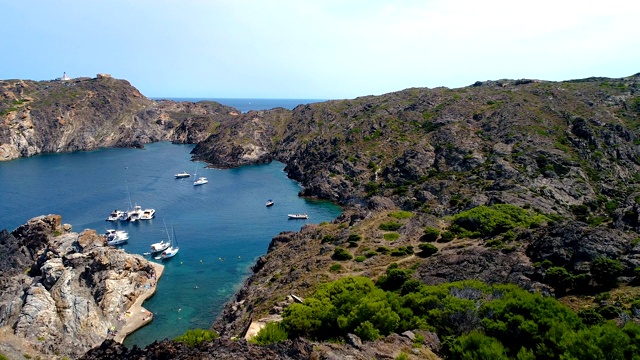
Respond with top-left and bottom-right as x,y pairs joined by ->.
439,230 -> 455,242
354,255 -> 366,262
418,243 -> 438,257
590,257 -> 624,288
448,331 -> 509,360
376,246 -> 390,254
390,246 -> 413,256
332,247 -> 353,261
376,266 -> 410,291
578,308 -> 604,326
394,353 -> 409,360
390,210 -> 414,219
379,221 -> 402,231
174,328 -> 219,347
365,251 -> 377,258
384,232 -> 400,241
250,322 -> 288,345
450,204 -> 548,237
354,320 -> 381,341
329,263 -> 343,272
545,266 -> 574,294
422,227 -> 440,242
322,235 -> 337,244
348,234 -> 362,242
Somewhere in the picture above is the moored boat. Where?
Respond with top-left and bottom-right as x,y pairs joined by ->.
266,199 -> 274,207
193,177 -> 208,186
174,171 -> 191,178
105,229 -> 129,246
106,210 -> 124,221
288,213 -> 308,219
159,226 -> 179,260
139,208 -> 156,220
150,239 -> 170,253
127,205 -> 143,222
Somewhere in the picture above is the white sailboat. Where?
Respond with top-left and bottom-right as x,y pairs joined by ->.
193,165 -> 208,186
150,220 -> 171,254
160,226 -> 179,260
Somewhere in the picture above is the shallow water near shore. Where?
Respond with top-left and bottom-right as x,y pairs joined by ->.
0,142 -> 341,347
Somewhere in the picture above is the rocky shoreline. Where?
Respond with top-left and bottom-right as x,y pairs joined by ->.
0,215 -> 164,359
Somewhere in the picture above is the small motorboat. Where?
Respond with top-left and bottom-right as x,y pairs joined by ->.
175,171 -> 191,178
194,177 -> 208,186
150,239 -> 170,254
288,213 -> 308,219
139,208 -> 156,220
126,205 -> 143,222
266,199 -> 274,207
105,229 -> 129,246
106,210 -> 124,222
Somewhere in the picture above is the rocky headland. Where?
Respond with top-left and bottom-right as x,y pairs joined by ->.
0,215 -> 162,359
0,75 -> 239,161
3,73 -> 640,359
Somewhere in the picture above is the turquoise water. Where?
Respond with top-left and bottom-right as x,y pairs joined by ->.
0,142 -> 341,347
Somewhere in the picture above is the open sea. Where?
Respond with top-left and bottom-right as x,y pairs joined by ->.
0,100 -> 341,348
154,98 -> 327,113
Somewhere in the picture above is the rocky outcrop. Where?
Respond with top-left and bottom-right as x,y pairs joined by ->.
0,215 -> 158,359
80,333 -> 439,360
0,77 -> 240,161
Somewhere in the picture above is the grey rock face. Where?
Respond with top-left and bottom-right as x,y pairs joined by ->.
0,215 -> 157,358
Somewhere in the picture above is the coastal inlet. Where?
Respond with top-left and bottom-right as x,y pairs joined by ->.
0,141 -> 342,348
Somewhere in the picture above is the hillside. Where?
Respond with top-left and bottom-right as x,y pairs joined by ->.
3,74 -> 640,359
193,75 -> 640,357
0,75 -> 239,161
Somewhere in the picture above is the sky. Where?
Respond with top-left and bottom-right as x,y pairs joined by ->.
2,0 -> 639,99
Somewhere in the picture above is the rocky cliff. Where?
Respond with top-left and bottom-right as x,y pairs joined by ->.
4,74 -> 640,359
0,215 -> 159,359
195,75 -> 640,346
0,76 -> 240,161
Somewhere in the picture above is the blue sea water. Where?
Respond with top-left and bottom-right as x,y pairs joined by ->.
154,98 -> 327,113
0,142 -> 341,347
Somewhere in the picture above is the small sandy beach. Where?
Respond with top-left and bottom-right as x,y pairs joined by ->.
113,261 -> 164,343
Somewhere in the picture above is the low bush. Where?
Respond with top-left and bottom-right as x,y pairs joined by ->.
450,204 -> 548,238
384,232 -> 400,241
418,243 -> 438,257
422,227 -> 440,242
174,328 -> 219,347
332,247 -> 353,261
379,221 -> 402,231
250,322 -> 288,345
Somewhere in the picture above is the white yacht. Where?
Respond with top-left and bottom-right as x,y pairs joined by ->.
193,177 -> 208,186
139,208 -> 156,220
288,213 -> 309,219
150,239 -> 170,254
106,210 -> 124,222
175,171 -> 191,178
127,205 -> 144,222
105,229 -> 129,246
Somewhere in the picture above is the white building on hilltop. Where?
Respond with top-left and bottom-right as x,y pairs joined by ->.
61,72 -> 71,81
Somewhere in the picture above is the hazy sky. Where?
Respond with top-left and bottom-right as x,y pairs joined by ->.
2,1 -> 638,99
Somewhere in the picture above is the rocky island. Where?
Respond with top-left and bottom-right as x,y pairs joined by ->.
2,73 -> 640,359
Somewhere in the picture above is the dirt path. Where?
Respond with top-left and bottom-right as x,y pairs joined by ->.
113,262 -> 164,343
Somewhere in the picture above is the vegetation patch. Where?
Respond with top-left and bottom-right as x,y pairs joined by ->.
249,322 -> 288,345
449,204 -> 548,238
281,276 -> 640,359
383,232 -> 400,241
174,328 -> 219,347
